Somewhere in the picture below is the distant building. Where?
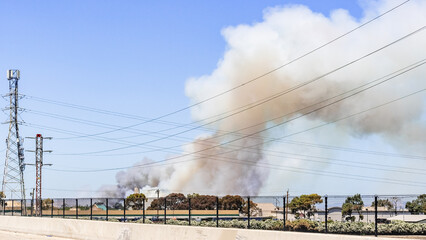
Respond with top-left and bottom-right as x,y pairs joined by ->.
256,203 -> 279,217
268,206 -> 414,223
93,203 -> 107,211
387,215 -> 426,224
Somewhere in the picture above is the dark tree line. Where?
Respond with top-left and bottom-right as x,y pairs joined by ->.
137,193 -> 258,215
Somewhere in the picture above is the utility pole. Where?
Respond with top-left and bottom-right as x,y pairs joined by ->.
30,188 -> 35,216
286,189 -> 289,220
2,70 -> 26,202
155,189 -> 160,219
26,134 -> 52,216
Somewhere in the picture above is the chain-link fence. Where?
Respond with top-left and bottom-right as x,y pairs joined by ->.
1,194 -> 424,236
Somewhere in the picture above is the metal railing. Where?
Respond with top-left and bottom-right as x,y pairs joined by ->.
0,194 -> 422,237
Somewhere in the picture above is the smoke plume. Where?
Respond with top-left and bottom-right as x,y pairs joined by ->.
104,0 -> 426,197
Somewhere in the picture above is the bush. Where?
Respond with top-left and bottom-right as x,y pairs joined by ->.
132,217 -> 426,235
378,221 -> 426,235
167,219 -> 188,225
135,218 -> 153,224
288,219 -> 319,232
108,218 -> 120,222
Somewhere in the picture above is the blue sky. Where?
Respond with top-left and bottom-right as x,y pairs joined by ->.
0,0 -> 424,199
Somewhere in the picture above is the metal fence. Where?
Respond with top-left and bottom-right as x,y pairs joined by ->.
0,194 -> 423,237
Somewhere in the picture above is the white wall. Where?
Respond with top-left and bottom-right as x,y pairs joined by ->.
0,216 -> 414,240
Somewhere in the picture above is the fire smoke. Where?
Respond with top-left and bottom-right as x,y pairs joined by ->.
103,0 -> 426,197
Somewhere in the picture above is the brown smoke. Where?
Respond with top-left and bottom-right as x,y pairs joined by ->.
104,0 -> 426,197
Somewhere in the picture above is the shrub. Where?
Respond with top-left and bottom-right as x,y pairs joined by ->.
135,218 -> 153,224
132,217 -> 426,235
288,219 -> 320,232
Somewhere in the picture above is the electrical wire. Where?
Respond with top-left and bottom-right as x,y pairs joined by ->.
28,120 -> 426,175
46,86 -> 426,174
23,62 -> 426,178
28,60 -> 426,178
50,26 -> 426,156
23,0 -> 412,140
26,58 -> 426,160
46,150 -> 426,188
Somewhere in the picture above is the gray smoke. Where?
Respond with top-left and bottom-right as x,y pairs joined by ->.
102,0 -> 426,197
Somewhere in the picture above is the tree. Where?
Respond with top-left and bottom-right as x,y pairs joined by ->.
288,194 -> 323,219
405,194 -> 426,215
342,202 -> 355,222
42,199 -> 53,210
125,193 -> 146,210
188,194 -> 216,210
219,195 -> 259,216
342,194 -> 364,222
78,205 -> 90,210
371,199 -> 394,210
241,199 -> 260,217
165,193 -> 188,210
220,195 -> 245,211
113,202 -> 124,210
0,192 -> 6,207
147,193 -> 188,210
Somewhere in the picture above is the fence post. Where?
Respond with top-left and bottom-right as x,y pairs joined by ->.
164,197 -> 167,224
62,199 -> 65,218
40,199 -> 42,217
375,195 -> 378,237
325,195 -> 328,233
31,199 -> 33,216
283,196 -> 286,231
90,198 -> 93,220
216,196 -> 219,228
2,200 -> 5,215
188,197 -> 191,226
76,199 -> 78,219
142,198 -> 145,223
20,199 -> 23,216
12,199 -> 14,216
106,198 -> 109,221
123,198 -> 126,222
247,197 -> 250,229
51,199 -> 53,218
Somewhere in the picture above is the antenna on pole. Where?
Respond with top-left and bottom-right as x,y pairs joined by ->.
2,69 -> 26,202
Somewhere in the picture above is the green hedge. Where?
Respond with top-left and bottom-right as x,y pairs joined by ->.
105,217 -> 426,235
134,219 -> 426,235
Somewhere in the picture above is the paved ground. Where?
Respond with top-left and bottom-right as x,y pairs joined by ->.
379,236 -> 426,239
0,230 -> 75,240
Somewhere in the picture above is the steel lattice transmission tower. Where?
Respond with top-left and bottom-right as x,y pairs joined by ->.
2,69 -> 26,200
35,135 -> 42,216
27,134 -> 52,216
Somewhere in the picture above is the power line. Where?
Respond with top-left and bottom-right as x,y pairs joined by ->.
28,116 -> 426,176
23,0 -> 412,140
29,59 -> 426,164
34,117 -> 426,175
52,26 -> 426,156
27,98 -> 426,160
22,65 -> 426,178
46,85 -> 425,173
46,148 -> 426,189
40,186 -> 423,198
24,62 -> 426,192
25,107 -> 426,175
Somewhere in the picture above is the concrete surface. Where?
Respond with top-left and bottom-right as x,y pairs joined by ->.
0,216 -> 421,240
0,229 -> 74,240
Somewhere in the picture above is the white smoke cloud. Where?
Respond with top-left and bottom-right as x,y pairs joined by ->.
103,0 -> 426,197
